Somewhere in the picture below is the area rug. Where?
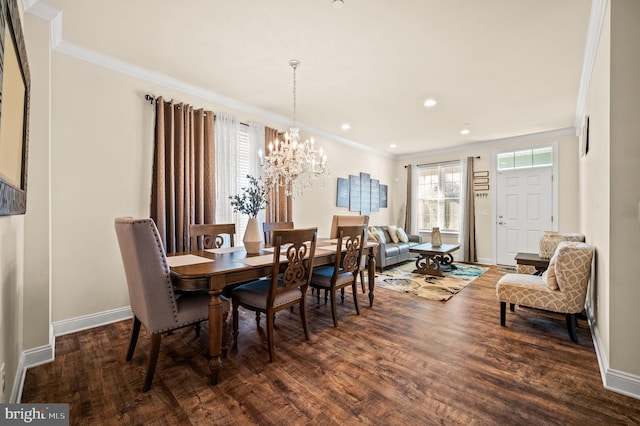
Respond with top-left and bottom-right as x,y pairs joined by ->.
375,261 -> 488,301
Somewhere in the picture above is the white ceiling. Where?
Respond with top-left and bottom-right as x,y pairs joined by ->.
39,0 -> 592,156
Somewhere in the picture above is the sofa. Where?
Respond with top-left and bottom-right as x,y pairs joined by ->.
368,225 -> 422,270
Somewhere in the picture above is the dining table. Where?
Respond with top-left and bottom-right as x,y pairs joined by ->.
167,238 -> 378,384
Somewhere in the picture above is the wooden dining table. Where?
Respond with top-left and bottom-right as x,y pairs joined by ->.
168,238 -> 378,384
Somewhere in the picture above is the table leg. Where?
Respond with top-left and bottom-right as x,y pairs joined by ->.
367,249 -> 376,307
414,253 -> 443,277
208,279 -> 224,384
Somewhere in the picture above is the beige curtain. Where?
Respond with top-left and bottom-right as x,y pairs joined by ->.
404,164 -> 412,231
264,126 -> 293,222
150,97 -> 215,253
461,156 -> 477,262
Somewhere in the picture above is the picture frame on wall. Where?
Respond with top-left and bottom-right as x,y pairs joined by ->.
336,177 -> 349,207
0,0 -> 31,216
360,172 -> 371,215
370,179 -> 380,212
349,175 -> 361,212
380,184 -> 388,208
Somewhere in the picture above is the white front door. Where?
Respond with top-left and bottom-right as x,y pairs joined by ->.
496,166 -> 553,266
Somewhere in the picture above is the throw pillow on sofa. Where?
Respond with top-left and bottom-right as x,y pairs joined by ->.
387,225 -> 400,243
396,228 -> 409,243
375,226 -> 387,243
368,226 -> 381,242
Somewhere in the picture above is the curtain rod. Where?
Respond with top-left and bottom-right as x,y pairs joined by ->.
404,156 -> 480,168
144,93 -> 249,125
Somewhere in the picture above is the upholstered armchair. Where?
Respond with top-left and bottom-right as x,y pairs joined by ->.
496,241 -> 594,342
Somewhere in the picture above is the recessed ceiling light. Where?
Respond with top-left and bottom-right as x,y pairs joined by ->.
341,123 -> 351,130
460,128 -> 470,135
423,99 -> 438,108
332,0 -> 344,9
389,144 -> 397,149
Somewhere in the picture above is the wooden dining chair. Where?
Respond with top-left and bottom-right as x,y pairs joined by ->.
231,228 -> 317,362
189,223 -> 236,250
263,221 -> 294,247
329,215 -> 370,293
310,225 -> 366,327
114,217 -> 230,392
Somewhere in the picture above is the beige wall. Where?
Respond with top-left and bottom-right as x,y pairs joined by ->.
608,0 -> 640,375
293,141 -> 394,236
395,133 -> 579,264
581,0 -> 640,377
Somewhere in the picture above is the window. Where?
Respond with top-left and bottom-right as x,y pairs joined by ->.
497,146 -> 552,170
417,162 -> 461,232
235,125 -> 251,240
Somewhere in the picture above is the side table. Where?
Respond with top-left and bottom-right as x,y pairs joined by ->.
514,252 -> 550,275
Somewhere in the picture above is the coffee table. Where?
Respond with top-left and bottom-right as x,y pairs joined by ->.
409,242 -> 461,277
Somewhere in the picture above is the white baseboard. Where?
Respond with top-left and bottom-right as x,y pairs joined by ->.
586,303 -> 640,400
13,306 -> 132,402
52,306 -> 132,337
476,257 -> 494,266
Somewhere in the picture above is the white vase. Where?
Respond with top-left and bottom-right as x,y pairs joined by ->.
431,227 -> 442,247
243,217 -> 263,254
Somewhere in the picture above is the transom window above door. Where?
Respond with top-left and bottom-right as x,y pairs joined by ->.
497,147 -> 552,170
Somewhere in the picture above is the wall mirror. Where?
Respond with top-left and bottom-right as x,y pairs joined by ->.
0,0 -> 30,215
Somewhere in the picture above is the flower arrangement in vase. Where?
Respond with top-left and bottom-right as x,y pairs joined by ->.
229,175 -> 268,253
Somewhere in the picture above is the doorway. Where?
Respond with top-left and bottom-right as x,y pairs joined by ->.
494,144 -> 557,266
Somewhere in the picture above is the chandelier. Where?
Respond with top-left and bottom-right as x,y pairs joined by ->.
259,60 -> 329,197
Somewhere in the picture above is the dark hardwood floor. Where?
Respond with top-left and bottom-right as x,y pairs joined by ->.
22,268 -> 640,425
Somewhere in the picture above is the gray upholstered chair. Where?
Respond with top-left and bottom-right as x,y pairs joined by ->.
232,228 -> 317,362
496,241 -> 594,342
329,215 -> 370,292
263,221 -> 294,247
310,225 -> 366,327
189,223 -> 236,250
114,217 -> 229,391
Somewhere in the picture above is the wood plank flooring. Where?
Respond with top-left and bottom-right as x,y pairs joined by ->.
21,268 -> 640,425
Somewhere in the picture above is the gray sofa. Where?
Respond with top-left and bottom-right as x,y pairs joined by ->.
368,226 -> 422,270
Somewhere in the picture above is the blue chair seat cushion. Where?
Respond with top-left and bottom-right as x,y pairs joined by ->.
232,279 -> 302,310
310,265 -> 355,288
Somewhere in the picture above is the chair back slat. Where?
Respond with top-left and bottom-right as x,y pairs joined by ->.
271,228 -> 317,302
189,223 -> 236,250
336,225 -> 366,274
329,215 -> 369,239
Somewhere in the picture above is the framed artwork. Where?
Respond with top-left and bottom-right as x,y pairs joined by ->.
0,0 -> 31,216
336,177 -> 349,207
349,175 -> 360,212
370,179 -> 380,212
580,115 -> 589,157
360,172 -> 371,215
380,184 -> 388,208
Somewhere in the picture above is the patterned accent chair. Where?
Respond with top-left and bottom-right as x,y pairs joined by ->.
496,242 -> 594,342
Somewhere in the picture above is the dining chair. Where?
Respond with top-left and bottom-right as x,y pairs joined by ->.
231,228 -> 317,362
263,221 -> 294,247
189,223 -> 236,250
310,225 -> 366,327
329,215 -> 370,292
114,217 -> 230,391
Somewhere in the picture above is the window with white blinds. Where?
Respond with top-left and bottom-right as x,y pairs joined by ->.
417,162 -> 461,232
235,125 -> 251,240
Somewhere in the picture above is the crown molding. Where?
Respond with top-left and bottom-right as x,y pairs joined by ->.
24,1 -> 393,159
574,0 -> 608,132
396,127 -> 575,161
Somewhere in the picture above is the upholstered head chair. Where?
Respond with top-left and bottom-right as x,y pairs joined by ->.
496,241 -> 594,342
114,217 -> 213,391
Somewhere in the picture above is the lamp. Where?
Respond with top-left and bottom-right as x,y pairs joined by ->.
259,60 -> 329,197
